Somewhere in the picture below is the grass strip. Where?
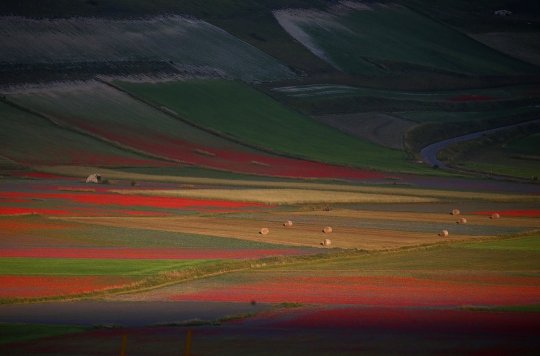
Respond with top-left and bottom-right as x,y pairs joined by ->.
0,258 -> 219,276
458,305 -> 540,313
0,323 -> 91,344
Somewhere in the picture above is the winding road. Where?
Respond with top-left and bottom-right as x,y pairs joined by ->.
420,118 -> 540,169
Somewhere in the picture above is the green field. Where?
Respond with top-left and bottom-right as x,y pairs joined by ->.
395,106 -> 540,123
455,237 -> 540,251
0,258 -> 219,276
276,4 -> 539,75
509,133 -> 540,154
272,238 -> 540,272
115,79 -> 432,174
0,323 -> 91,345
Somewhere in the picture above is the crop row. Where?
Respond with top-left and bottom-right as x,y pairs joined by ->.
170,274 -> 540,307
0,275 -> 138,299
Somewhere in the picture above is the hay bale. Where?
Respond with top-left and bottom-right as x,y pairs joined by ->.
439,230 -> 449,237
491,213 -> 500,219
260,228 -> 269,235
322,238 -> 331,246
458,218 -> 467,224
85,173 -> 102,184
323,226 -> 332,233
452,209 -> 460,215
283,220 -> 293,227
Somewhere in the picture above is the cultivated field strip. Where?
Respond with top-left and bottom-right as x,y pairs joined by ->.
274,3 -> 537,75
0,16 -> 295,82
61,216 -> 489,250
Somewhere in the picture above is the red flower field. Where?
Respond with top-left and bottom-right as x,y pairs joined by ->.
170,275 -> 540,307
0,247 -> 311,260
63,118 -> 385,180
0,275 -> 138,299
0,192 -> 266,208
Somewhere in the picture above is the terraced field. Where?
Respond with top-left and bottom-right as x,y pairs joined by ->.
0,15 -> 295,82
274,3 -> 539,75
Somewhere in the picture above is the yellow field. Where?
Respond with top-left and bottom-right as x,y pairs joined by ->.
111,189 -> 437,205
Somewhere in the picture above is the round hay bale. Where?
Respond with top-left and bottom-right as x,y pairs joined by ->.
458,218 -> 467,224
452,209 -> 460,215
283,220 -> 293,227
491,213 -> 500,219
260,228 -> 269,235
323,226 -> 332,233
322,238 -> 331,246
439,230 -> 449,237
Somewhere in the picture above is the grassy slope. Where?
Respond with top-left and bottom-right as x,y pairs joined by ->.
437,123 -> 540,179
115,80 -> 431,174
0,16 -> 295,83
284,4 -> 539,75
0,258 -> 219,276
0,101 -> 163,166
0,0 -> 334,75
0,323 -> 91,345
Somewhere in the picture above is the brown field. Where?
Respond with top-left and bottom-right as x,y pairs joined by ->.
313,113 -> 417,150
299,209 -> 540,228
61,216 -> 488,250
470,32 -> 540,67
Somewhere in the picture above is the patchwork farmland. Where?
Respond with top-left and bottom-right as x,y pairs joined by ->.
1,0 -> 540,354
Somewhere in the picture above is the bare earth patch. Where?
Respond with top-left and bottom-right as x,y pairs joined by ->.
470,32 -> 540,67
61,216 -> 487,250
313,113 -> 417,150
